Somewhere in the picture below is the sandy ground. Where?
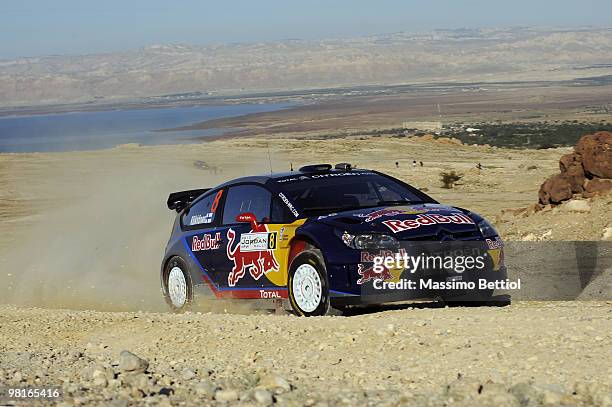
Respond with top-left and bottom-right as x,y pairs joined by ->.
1,302 -> 611,406
1,136 -> 611,405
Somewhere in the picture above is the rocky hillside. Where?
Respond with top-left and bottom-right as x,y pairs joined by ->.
497,132 -> 612,241
2,27 -> 612,106
539,132 -> 612,204
496,193 -> 612,241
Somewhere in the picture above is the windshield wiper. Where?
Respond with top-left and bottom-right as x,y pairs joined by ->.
303,201 -> 423,215
376,200 -> 420,206
303,204 -> 380,213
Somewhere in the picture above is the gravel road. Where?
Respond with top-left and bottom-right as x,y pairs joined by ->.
1,301 -> 610,406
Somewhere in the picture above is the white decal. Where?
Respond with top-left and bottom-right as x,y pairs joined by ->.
382,213 -> 474,233
190,212 -> 214,225
260,290 -> 281,299
278,192 -> 300,218
192,232 -> 222,251
486,237 -> 503,249
240,232 -> 277,252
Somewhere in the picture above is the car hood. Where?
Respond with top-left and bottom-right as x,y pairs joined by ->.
313,203 -> 482,240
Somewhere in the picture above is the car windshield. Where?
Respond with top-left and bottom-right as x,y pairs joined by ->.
277,173 -> 432,216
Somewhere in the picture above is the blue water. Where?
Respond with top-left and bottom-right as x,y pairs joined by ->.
0,103 -> 289,153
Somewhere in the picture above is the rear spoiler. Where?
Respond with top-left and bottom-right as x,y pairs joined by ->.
167,188 -> 210,212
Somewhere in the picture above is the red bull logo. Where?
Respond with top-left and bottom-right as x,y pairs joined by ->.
226,215 -> 280,287
486,237 -> 503,250
191,232 -> 221,251
486,237 -> 505,268
357,263 -> 393,285
360,249 -> 407,262
382,213 -> 474,233
356,207 -> 426,222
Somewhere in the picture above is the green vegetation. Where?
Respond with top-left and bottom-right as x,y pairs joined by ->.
439,121 -> 612,149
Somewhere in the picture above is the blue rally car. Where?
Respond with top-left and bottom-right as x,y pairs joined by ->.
162,163 -> 507,316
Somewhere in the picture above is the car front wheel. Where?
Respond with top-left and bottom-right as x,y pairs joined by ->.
288,250 -> 330,316
441,288 -> 494,306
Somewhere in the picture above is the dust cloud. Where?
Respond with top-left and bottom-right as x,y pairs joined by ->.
0,145 -> 273,312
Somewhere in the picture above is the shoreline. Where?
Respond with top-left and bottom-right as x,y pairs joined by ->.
0,102 -> 293,154
3,73 -> 611,119
2,77 -> 611,154
175,81 -> 612,140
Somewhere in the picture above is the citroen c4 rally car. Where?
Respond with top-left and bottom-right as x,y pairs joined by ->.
162,164 -> 507,316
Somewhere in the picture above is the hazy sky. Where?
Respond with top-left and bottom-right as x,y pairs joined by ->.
1,0 -> 609,58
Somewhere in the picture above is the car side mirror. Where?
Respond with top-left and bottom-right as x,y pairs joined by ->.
236,212 -> 259,229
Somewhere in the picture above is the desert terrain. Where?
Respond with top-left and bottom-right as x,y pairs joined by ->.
1,302 -> 611,406
2,5 -> 612,403
1,129 -> 611,405
1,45 -> 612,404
1,27 -> 612,107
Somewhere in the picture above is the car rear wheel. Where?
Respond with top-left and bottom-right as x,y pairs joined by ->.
288,250 -> 330,316
163,256 -> 193,312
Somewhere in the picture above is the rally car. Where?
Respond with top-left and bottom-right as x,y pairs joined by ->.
162,163 -> 507,316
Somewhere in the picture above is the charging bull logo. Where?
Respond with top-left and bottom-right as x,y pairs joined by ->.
357,264 -> 393,285
357,207 -> 427,222
226,213 -> 279,287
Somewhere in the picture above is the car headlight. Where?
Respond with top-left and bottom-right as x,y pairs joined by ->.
478,219 -> 498,238
341,231 -> 399,250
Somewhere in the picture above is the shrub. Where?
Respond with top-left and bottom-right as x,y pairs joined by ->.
440,171 -> 463,189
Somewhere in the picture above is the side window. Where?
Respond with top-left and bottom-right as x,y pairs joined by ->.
271,198 -> 292,223
222,185 -> 272,225
182,189 -> 224,228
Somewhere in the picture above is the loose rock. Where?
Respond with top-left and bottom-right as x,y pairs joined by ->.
215,389 -> 239,402
194,380 -> 216,397
561,199 -> 591,213
253,388 -> 274,405
258,373 -> 291,393
539,174 -> 572,204
118,351 -> 149,373
181,367 -> 197,381
602,226 -> 612,241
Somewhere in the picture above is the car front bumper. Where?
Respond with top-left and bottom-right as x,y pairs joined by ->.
328,240 -> 508,305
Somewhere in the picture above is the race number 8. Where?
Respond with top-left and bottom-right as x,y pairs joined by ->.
268,232 -> 277,250
211,190 -> 223,213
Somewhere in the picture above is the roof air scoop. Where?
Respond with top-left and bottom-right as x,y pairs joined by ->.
299,164 -> 332,173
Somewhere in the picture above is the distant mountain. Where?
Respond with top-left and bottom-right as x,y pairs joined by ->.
1,27 -> 611,107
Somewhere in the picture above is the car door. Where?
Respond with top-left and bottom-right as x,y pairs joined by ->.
181,189 -> 226,288
216,184 -> 282,290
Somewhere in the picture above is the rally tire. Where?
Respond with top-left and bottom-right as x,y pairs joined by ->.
162,256 -> 194,313
441,288 -> 494,306
288,250 -> 330,316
